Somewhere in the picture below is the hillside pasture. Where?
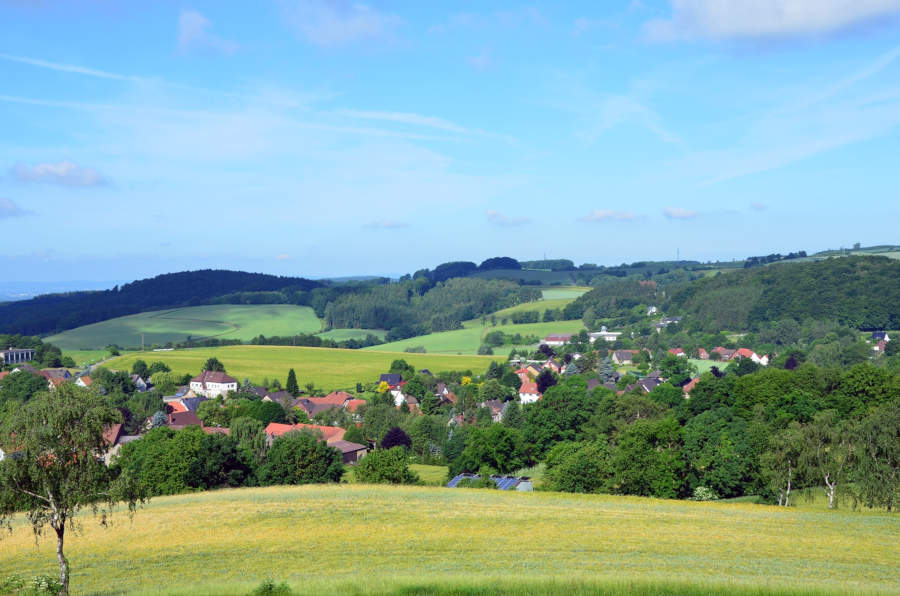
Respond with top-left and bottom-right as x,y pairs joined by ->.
2,484 -> 896,595
364,320 -> 586,355
316,328 -> 387,341
541,286 -> 592,300
104,345 -> 502,391
44,305 -> 322,351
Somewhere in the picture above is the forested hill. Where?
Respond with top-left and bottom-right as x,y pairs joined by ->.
668,256 -> 900,331
0,270 -> 322,336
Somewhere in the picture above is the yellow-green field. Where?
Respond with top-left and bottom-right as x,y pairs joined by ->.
364,320 -> 586,355
2,485 -> 897,595
541,286 -> 592,300
316,328 -> 386,341
45,305 -> 323,351
104,345 -> 502,390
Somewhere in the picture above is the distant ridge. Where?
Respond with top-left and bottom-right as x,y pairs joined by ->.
0,269 -> 322,336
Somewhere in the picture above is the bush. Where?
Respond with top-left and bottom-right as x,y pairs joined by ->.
354,447 -> 419,484
251,579 -> 292,595
691,486 -> 719,501
0,574 -> 63,595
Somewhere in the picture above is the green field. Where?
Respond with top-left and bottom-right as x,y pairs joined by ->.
316,328 -> 387,341
62,349 -> 115,367
2,484 -> 896,595
364,320 -> 586,355
104,345 -> 502,391
45,305 -> 323,351
541,286 -> 592,300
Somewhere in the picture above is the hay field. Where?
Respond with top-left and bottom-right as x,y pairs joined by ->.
104,345 -> 502,391
1,484 -> 897,595
364,320 -> 586,355
45,305 -> 323,351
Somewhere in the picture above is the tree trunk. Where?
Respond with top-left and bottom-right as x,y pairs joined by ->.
55,525 -> 68,596
785,463 -> 792,507
824,473 -> 836,509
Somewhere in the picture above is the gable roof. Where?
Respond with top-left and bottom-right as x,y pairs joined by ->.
317,391 -> 352,405
103,423 -> 123,447
736,348 -> 756,359
345,399 -> 367,413
264,422 -> 346,442
168,411 -> 202,428
682,377 -> 700,394
166,400 -> 188,414
380,373 -> 402,385
77,375 -> 93,386
180,397 -> 208,412
190,370 -> 238,386
519,381 -> 539,395
329,440 -> 367,454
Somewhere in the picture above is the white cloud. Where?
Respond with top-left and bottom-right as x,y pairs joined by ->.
645,0 -> 900,41
750,202 -> 768,210
334,109 -> 473,135
0,53 -> 145,82
663,206 -> 698,219
11,161 -> 108,187
365,220 -> 409,229
579,209 -> 639,222
0,198 -> 28,218
178,10 -> 239,54
279,0 -> 400,47
580,94 -> 681,145
486,210 -> 530,226
275,253 -> 291,260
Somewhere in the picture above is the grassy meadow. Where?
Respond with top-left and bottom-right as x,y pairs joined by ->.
104,345 -> 502,391
365,320 -> 586,355
2,484 -> 897,595
45,305 -> 323,351
316,328 -> 387,341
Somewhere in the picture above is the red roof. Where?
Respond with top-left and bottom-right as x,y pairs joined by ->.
313,391 -> 353,406
166,401 -> 188,414
103,423 -> 123,446
265,422 -> 346,443
0,372 -> 8,381
519,381 -> 539,394
202,426 -> 230,435
682,378 -> 700,394
736,348 -> 755,359
545,334 -> 573,342
79,376 -> 93,386
345,399 -> 367,413
668,348 -> 684,356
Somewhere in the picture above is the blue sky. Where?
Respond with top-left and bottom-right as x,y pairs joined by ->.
2,1 -> 900,283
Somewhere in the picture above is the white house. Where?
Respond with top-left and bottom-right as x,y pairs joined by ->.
519,381 -> 541,404
189,371 -> 238,398
543,334 -> 573,347
589,326 -> 621,343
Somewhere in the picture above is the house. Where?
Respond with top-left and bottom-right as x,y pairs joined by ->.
40,368 -> 72,381
180,397 -> 208,412
446,473 -> 533,491
612,350 -> 638,366
75,376 -> 93,388
246,385 -> 269,398
165,400 -> 189,414
264,422 -> 346,447
697,348 -> 709,360
514,368 -> 531,382
638,377 -> 662,393
330,440 -> 368,465
167,411 -> 202,430
734,348 -> 769,366
263,390 -> 296,408
345,399 -> 367,414
379,373 -> 403,387
871,331 -> 891,342
542,360 -> 561,374
418,369 -> 433,377
874,340 -> 888,353
130,374 -> 149,392
189,371 -> 238,398
682,377 -> 700,398
661,316 -> 682,326
589,326 -> 621,343
668,348 -> 686,358
647,306 -> 658,316
0,347 -> 35,364
712,347 -> 737,361
481,399 -> 505,423
525,364 -> 542,377
519,381 -> 541,404
12,364 -> 40,376
543,334 -> 573,347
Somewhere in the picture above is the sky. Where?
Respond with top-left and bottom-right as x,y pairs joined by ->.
2,0 -> 900,285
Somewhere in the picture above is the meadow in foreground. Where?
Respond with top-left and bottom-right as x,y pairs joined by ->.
2,484 -> 896,595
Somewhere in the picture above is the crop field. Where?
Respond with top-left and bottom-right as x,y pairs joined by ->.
541,286 -> 592,300
62,349 -> 114,367
364,320 -> 586,355
316,328 -> 387,341
44,305 -> 323,351
104,345 -> 502,391
2,484 -> 897,595
490,298 -> 577,319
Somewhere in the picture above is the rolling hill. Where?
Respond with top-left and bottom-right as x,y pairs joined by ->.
44,305 -> 323,351
2,484 -> 896,595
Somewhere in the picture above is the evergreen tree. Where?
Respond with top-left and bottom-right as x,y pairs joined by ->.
286,368 -> 300,397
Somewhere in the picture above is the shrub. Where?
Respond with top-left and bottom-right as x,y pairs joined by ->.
354,447 -> 420,485
251,579 -> 292,595
691,486 -> 719,501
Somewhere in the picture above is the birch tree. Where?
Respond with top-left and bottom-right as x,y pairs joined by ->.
0,383 -> 144,595
800,410 -> 852,509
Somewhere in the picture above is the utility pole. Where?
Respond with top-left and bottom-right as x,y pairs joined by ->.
141,334 -> 145,351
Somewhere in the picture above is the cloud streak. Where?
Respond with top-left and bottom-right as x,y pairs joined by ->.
11,161 -> 108,187
177,10 -> 239,54
579,209 -> 639,222
486,210 -> 530,226
0,53 -> 146,83
645,0 -> 900,41
280,0 -> 400,47
663,206 -> 698,219
0,198 -> 28,219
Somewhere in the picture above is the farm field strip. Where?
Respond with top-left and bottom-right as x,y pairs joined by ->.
104,345 -> 502,391
2,484 -> 896,595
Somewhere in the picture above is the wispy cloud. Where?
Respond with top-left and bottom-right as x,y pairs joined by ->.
579,209 -> 639,222
364,220 -> 409,229
468,50 -> 493,71
663,206 -> 698,219
11,161 -> 108,187
645,0 -> 900,41
275,253 -> 291,260
486,210 -> 530,226
0,53 -> 145,83
279,0 -> 400,47
334,109 -> 473,135
177,10 -> 239,54
0,198 -> 29,219
750,202 -> 768,210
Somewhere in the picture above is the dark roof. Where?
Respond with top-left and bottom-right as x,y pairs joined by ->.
329,440 -> 367,454
168,411 -> 202,428
380,373 -> 402,385
418,369 -> 433,376
13,364 -> 40,376
872,331 -> 887,339
180,397 -> 208,412
446,473 -> 530,490
191,370 -> 238,386
248,386 -> 268,397
639,378 -> 662,392
266,390 -> 294,404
